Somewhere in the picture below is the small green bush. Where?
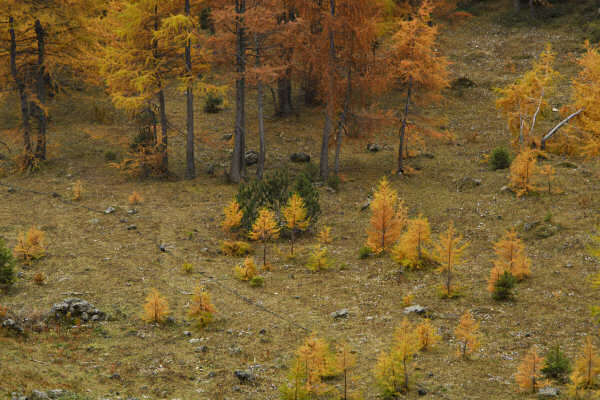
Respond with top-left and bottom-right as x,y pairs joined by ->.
104,151 -> 118,162
491,271 -> 516,301
358,246 -> 372,259
204,92 -> 224,113
249,276 -> 264,287
301,162 -> 320,183
0,238 -> 15,286
489,147 -> 511,170
542,345 -> 571,383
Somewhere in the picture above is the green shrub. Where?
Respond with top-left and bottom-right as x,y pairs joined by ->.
236,169 -> 320,230
358,245 -> 372,259
0,239 -> 15,286
491,271 -> 516,301
104,151 -> 118,162
489,147 -> 511,170
249,276 -> 264,287
301,162 -> 320,183
542,345 -> 571,383
204,92 -> 223,113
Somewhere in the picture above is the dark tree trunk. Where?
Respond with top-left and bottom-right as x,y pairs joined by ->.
514,0 -> 521,12
185,0 -> 195,179
230,0 -> 247,183
9,16 -> 32,160
34,19 -> 47,160
320,0 -> 336,181
398,79 -> 412,174
255,37 -> 266,179
304,70 -> 319,106
157,88 -> 169,173
276,74 -> 293,116
334,68 -> 351,176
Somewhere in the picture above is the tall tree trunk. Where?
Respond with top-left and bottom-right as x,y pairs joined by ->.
514,0 -> 521,12
320,0 -> 336,181
34,19 -> 47,160
9,16 -> 32,160
398,79 -> 412,174
157,88 -> 169,173
185,0 -> 195,179
230,0 -> 247,183
255,37 -> 266,179
276,74 -> 293,116
334,68 -> 351,176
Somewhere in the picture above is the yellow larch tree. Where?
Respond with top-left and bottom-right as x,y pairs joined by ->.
515,346 -> 544,393
222,199 -> 244,237
416,318 -> 440,351
234,257 -> 258,281
374,317 -> 419,395
432,222 -> 468,298
249,208 -> 280,267
569,337 -> 600,393
496,45 -> 560,149
13,226 -> 46,265
392,215 -> 431,269
188,285 -> 216,328
509,148 -> 540,197
282,193 -> 310,255
455,311 -> 480,359
336,342 -> 357,400
143,288 -> 169,323
317,226 -> 333,245
488,229 -> 531,292
366,177 -> 407,254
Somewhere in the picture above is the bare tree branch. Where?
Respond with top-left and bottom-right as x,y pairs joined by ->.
540,109 -> 584,150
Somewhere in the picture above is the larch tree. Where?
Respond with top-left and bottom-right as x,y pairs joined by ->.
143,288 -> 169,323
1,0 -> 101,168
432,222 -> 468,298
392,214 -> 431,268
222,199 -> 244,237
366,177 -> 407,254
509,148 -> 540,197
496,45 -> 559,150
569,337 -> 600,392
388,0 -> 450,174
454,310 -> 480,359
282,193 -> 310,255
249,208 -> 280,267
515,346 -> 544,393
488,229 -> 531,292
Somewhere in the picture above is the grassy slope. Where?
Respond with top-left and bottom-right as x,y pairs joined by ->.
2,2 -> 600,399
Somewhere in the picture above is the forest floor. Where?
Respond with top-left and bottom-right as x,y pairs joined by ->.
2,2 -> 600,399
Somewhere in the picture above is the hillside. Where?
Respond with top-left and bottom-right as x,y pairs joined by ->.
2,2 -> 600,399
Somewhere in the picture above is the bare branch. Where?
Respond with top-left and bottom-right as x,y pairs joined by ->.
540,109 -> 584,150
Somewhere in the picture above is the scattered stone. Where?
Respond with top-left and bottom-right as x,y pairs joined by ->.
195,345 -> 209,353
229,346 -> 242,355
457,177 -> 482,191
127,209 -> 138,215
2,318 -> 25,335
189,338 -> 200,344
259,328 -> 267,335
104,206 -> 116,214
120,218 -> 128,223
538,387 -> 560,397
564,262 -> 573,268
234,370 -> 256,383
50,298 -> 106,322
183,331 -> 192,337
29,391 -> 50,400
222,133 -> 233,141
360,198 -> 372,211
46,390 -> 66,399
245,150 -> 259,166
403,305 -> 427,315
417,388 -> 428,396
127,225 -> 137,230
500,185 -> 514,194
7,187 -> 15,193
367,143 -> 381,152
523,221 -> 540,232
159,244 -> 168,252
290,152 -> 311,163
330,309 -> 349,319
110,373 -> 121,380
207,371 -> 217,378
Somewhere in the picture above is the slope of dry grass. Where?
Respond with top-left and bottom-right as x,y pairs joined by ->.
2,3 -> 600,399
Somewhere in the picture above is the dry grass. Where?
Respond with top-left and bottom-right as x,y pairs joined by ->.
1,3 -> 600,399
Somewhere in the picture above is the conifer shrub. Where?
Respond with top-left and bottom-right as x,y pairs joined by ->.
306,246 -> 332,272
489,147 -> 511,170
358,245 -> 372,259
188,286 -> 216,328
491,271 -> 517,301
542,345 -> 571,383
182,262 -> 193,274
203,92 -> 223,113
249,276 -> 264,287
236,169 -> 320,230
0,239 -> 15,286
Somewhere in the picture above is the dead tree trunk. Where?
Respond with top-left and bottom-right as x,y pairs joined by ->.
230,0 -> 247,183
320,0 -> 336,181
398,79 -> 412,174
34,19 -> 47,160
540,109 -> 583,150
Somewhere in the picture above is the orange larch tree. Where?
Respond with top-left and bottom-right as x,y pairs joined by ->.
515,346 -> 544,393
388,0 -> 450,174
488,229 -> 531,292
432,222 -> 468,298
454,310 -> 480,359
366,177 -> 407,254
249,208 -> 280,267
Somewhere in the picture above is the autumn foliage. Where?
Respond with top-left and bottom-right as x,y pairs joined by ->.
454,311 -> 480,359
392,215 -> 431,269
222,199 -> 244,236
569,337 -> 600,394
13,227 -> 46,265
283,193 -> 310,255
188,286 -> 216,328
488,229 -> 531,292
509,148 -> 540,197
366,177 -> 407,254
249,208 -> 280,267
515,346 -> 544,393
143,288 -> 169,324
432,222 -> 468,298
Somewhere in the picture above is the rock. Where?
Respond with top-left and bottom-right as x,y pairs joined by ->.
245,150 -> 259,166
195,345 -> 209,353
205,163 -> 216,176
360,198 -> 372,211
234,370 -> 256,383
222,133 -> 233,141
330,309 -> 349,319
207,371 -> 217,378
183,331 -> 192,337
450,77 -> 476,90
104,206 -> 116,214
110,373 -> 121,380
534,224 -> 559,239
159,244 -> 168,252
500,185 -> 514,194
564,262 -> 573,268
50,298 -> 106,322
556,161 -> 577,169
367,143 -> 381,152
46,390 -> 66,399
127,225 -> 137,230
29,391 -> 50,400
89,218 -> 100,224
127,209 -> 138,215
259,328 -> 267,335
403,305 -> 427,315
290,152 -> 311,163
2,318 -> 24,335
417,388 -> 428,396
7,186 -> 15,193
538,387 -> 560,397
523,221 -> 540,232
457,177 -> 482,191
189,338 -> 200,344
